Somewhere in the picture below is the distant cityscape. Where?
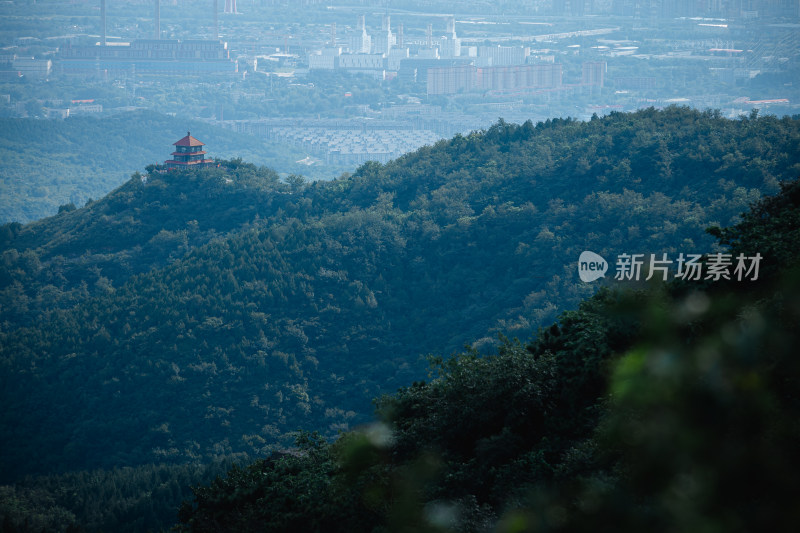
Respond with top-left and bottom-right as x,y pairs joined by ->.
0,0 -> 797,174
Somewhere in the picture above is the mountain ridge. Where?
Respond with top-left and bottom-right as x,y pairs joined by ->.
1,106 -> 798,482
0,110 -> 346,224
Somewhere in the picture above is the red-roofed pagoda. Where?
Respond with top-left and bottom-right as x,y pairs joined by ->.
165,131 -> 215,169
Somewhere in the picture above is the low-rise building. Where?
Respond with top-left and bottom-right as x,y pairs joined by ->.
12,58 -> 52,79
60,40 -> 237,78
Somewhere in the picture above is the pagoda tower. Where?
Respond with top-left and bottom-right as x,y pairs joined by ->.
165,131 -> 214,169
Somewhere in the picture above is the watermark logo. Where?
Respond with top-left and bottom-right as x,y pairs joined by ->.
578,251 -> 608,282
577,252 -> 762,283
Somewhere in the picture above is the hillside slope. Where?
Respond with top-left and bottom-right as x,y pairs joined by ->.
1,107 -> 798,482
0,110 -> 345,223
178,178 -> 800,533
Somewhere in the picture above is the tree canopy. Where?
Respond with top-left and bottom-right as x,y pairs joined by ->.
1,107 -> 799,531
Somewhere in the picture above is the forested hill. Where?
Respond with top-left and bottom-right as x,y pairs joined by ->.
0,110 -> 343,223
177,169 -> 800,533
1,107 -> 798,484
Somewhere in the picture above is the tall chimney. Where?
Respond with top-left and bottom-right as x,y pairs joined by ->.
398,23 -> 403,47
101,0 -> 106,45
154,0 -> 160,40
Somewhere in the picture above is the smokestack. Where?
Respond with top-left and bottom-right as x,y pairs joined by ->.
358,15 -> 365,32
398,23 -> 403,47
426,23 -> 432,48
331,22 -> 336,47
154,0 -> 160,40
213,0 -> 219,39
101,0 -> 106,45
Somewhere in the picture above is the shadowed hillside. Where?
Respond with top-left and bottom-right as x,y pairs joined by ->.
1,107 -> 798,489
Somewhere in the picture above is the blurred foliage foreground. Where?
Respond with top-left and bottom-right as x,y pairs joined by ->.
178,179 -> 800,532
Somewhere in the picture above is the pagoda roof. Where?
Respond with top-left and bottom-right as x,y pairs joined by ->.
165,158 -> 214,165
171,150 -> 207,156
174,131 -> 205,147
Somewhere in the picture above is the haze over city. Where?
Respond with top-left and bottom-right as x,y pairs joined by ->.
2,0 -> 797,183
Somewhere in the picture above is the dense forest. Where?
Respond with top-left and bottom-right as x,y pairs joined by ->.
0,461 -> 233,532
177,175 -> 800,533
1,107 -> 799,530
0,110 -> 345,223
